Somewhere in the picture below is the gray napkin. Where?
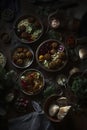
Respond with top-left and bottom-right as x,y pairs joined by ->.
8,101 -> 54,130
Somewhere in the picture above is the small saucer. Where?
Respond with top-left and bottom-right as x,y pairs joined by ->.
0,32 -> 11,44
1,8 -> 15,22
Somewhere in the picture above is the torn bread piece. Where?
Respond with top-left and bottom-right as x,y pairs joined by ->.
57,106 -> 71,120
49,104 -> 59,117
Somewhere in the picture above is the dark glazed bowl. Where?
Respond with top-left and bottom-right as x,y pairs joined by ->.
14,14 -> 44,44
36,39 -> 68,72
43,94 -> 71,122
18,69 -> 45,96
11,45 -> 34,69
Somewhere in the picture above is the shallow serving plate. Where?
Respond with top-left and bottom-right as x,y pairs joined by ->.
36,39 -> 68,72
14,14 -> 44,44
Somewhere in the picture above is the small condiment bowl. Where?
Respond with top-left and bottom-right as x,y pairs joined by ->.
0,32 -> 11,44
48,10 -> 67,30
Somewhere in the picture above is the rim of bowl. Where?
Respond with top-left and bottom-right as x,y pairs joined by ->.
43,94 -> 62,122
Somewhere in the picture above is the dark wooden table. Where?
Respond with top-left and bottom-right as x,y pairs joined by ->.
0,1 -> 87,130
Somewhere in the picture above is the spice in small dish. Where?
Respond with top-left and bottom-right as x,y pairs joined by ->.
50,19 -> 60,29
66,35 -> 76,47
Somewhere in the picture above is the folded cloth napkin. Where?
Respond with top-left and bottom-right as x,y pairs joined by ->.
8,101 -> 54,130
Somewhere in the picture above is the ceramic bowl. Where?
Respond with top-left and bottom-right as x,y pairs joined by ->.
14,14 -> 43,44
36,39 -> 68,72
18,69 -> 45,95
11,45 -> 34,69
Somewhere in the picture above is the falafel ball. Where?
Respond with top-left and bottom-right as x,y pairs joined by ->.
17,47 -> 23,53
19,25 -> 26,32
26,51 -> 32,58
51,42 -> 58,48
19,52 -> 25,58
21,32 -> 29,39
44,53 -> 51,60
16,58 -> 23,65
49,61 -> 57,69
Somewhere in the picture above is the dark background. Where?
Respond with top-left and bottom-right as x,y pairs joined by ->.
0,0 -> 87,130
